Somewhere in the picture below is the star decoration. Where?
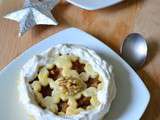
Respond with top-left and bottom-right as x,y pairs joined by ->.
71,59 -> 85,74
85,76 -> 101,88
4,0 -> 60,36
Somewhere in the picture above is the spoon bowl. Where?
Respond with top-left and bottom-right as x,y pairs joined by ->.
121,33 -> 148,69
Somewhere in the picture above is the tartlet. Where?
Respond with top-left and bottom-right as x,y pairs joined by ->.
18,44 -> 116,120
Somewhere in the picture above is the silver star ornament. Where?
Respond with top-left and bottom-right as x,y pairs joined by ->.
4,0 -> 60,36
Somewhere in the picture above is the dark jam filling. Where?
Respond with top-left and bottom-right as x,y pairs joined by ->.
85,76 -> 101,88
57,100 -> 69,113
76,95 -> 91,109
48,65 -> 61,80
40,85 -> 53,98
71,59 -> 85,74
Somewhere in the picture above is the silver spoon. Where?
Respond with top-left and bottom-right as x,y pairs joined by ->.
121,33 -> 148,69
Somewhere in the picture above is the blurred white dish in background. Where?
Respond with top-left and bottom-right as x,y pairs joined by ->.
66,0 -> 123,10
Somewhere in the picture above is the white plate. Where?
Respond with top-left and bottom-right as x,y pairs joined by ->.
0,28 -> 150,120
66,0 -> 123,10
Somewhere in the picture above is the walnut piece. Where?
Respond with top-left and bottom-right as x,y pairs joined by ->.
58,77 -> 86,96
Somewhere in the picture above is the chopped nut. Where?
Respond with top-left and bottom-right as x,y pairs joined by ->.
58,77 -> 86,96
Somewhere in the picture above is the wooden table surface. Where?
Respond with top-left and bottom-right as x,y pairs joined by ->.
0,0 -> 160,119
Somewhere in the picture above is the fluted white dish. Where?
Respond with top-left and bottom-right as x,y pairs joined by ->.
0,28 -> 150,120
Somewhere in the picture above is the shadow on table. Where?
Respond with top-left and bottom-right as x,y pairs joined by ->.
139,38 -> 160,120
145,39 -> 159,66
31,1 -> 71,37
139,70 -> 160,120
